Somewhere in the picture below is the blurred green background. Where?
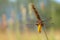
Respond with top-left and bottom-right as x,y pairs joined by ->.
0,0 -> 60,40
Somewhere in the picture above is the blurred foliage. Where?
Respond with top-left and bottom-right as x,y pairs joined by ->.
0,0 -> 60,29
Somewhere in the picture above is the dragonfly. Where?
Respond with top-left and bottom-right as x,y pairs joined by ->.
31,4 -> 50,40
32,4 -> 44,33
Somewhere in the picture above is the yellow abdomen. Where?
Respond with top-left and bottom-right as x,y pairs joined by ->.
38,24 -> 42,32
